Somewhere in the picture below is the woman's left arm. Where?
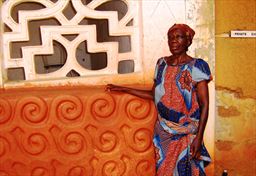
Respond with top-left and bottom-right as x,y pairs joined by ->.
190,80 -> 209,160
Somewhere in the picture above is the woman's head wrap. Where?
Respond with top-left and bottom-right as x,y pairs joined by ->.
167,24 -> 195,42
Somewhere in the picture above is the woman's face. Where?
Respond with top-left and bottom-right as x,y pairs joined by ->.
168,28 -> 190,55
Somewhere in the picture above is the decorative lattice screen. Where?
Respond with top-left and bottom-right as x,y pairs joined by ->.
1,0 -> 141,84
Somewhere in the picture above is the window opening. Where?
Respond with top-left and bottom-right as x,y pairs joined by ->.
126,19 -> 133,26
76,41 -> 107,70
4,24 -> 12,32
62,0 -> 77,20
11,2 -> 46,24
118,60 -> 134,74
66,70 -> 80,77
62,34 -> 79,42
34,41 -> 67,74
81,0 -> 94,6
7,67 -> 25,81
95,0 -> 128,21
50,0 -> 58,3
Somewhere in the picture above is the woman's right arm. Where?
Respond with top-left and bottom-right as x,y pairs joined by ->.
106,84 -> 155,100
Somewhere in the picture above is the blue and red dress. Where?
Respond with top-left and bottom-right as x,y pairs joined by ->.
153,57 -> 212,175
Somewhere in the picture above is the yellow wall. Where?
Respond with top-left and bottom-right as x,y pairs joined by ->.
215,0 -> 256,175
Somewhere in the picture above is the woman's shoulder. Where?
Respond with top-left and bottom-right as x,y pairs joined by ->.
156,57 -> 167,65
193,58 -> 209,66
192,58 -> 211,77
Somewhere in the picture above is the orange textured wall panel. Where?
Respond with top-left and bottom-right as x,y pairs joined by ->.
0,87 -> 157,176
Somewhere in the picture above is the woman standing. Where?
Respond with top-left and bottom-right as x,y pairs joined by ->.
106,24 -> 211,175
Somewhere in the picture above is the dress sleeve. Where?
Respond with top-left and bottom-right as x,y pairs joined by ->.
192,59 -> 212,83
154,58 -> 164,82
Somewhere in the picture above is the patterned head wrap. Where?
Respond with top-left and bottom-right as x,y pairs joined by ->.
167,24 -> 195,42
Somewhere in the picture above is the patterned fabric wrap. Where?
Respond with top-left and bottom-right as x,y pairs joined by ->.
153,58 -> 212,176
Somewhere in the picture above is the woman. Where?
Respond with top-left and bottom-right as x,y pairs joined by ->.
106,24 -> 211,175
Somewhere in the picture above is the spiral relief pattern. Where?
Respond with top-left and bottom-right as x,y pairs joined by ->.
97,131 -> 118,152
136,160 -> 155,175
102,161 -> 124,176
90,94 -> 115,119
17,96 -> 47,124
0,171 -> 8,176
0,98 -> 12,124
23,133 -> 48,155
52,95 -> 83,123
125,98 -> 151,120
0,136 -> 10,158
130,128 -> 152,152
0,88 -> 157,175
31,167 -> 49,176
59,132 -> 86,155
68,166 -> 86,176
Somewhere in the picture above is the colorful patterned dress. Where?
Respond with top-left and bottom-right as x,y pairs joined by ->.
153,57 -> 212,176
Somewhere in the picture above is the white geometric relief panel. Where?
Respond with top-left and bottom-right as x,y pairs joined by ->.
1,0 -> 141,81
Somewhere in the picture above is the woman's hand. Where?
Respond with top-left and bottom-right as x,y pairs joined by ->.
105,84 -> 125,92
190,80 -> 209,160
190,136 -> 202,160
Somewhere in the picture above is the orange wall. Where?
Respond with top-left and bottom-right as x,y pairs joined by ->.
0,86 -> 157,175
215,0 -> 256,175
